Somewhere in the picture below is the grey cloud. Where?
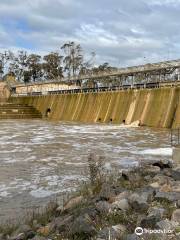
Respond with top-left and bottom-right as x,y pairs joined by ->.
0,0 -> 180,66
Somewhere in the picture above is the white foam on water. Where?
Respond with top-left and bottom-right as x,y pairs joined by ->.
65,162 -> 87,166
138,148 -> 172,156
0,191 -> 10,198
30,188 -> 56,198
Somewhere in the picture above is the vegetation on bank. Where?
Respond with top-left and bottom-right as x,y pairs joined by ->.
0,42 -> 117,83
0,154 -> 180,240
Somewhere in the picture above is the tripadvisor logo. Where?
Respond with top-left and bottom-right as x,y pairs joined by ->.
135,227 -> 143,236
135,227 -> 173,236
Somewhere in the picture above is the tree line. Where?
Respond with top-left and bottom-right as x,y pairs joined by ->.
0,41 -> 117,83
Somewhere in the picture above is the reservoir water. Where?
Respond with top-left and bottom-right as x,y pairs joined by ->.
0,120 -> 172,222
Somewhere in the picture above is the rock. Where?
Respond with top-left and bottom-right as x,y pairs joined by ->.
144,175 -> 151,181
109,190 -> 131,203
128,193 -> 149,212
153,174 -> 172,185
53,215 -> 73,232
141,215 -> 161,228
12,225 -> 35,240
156,219 -> 178,231
69,214 -> 97,239
148,206 -> 166,219
150,182 -> 160,189
13,233 -> 26,240
136,186 -> 156,202
121,170 -> 142,183
25,231 -> 36,239
171,170 -> 180,181
152,160 -> 173,169
171,181 -> 180,192
37,226 -> 50,236
63,195 -> 83,211
111,198 -> 130,211
155,191 -> 180,202
171,209 -> 180,224
160,184 -> 172,192
163,168 -> 172,177
77,206 -> 99,219
126,234 -> 140,240
95,201 -> 111,214
147,166 -> 161,174
97,225 -> 126,239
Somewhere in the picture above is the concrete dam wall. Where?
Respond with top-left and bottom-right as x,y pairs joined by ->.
10,87 -> 180,128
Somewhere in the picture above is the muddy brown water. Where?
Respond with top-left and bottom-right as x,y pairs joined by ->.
0,120 -> 172,222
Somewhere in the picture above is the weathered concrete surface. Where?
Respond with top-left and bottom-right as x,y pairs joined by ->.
173,147 -> 180,166
0,103 -> 42,119
0,82 -> 10,102
10,87 -> 180,128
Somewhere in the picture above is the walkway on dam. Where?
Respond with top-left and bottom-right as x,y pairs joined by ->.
12,80 -> 180,97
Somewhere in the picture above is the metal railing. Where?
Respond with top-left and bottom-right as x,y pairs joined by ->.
11,80 -> 180,97
171,129 -> 180,147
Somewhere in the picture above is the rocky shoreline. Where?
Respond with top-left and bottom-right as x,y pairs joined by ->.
0,156 -> 180,240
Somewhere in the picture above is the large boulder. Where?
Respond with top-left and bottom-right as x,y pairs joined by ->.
111,198 -> 130,211
128,193 -> 149,212
156,219 -> 178,231
63,195 -> 83,211
69,214 -> 97,239
141,214 -> 160,228
109,191 -> 131,203
155,191 -> 180,202
95,201 -> 111,214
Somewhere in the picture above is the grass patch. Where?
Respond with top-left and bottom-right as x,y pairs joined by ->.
0,221 -> 18,236
25,200 -> 58,228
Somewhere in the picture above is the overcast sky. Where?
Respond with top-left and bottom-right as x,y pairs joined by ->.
0,0 -> 180,67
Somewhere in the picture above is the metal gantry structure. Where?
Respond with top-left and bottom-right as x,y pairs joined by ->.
10,59 -> 180,95
65,59 -> 180,87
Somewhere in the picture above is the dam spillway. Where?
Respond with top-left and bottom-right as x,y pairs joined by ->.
10,87 -> 180,129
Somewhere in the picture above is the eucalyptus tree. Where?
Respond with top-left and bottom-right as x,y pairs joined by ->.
43,52 -> 63,80
13,51 -> 29,82
0,51 -> 14,79
79,52 -> 96,76
61,42 -> 83,78
27,54 -> 42,82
